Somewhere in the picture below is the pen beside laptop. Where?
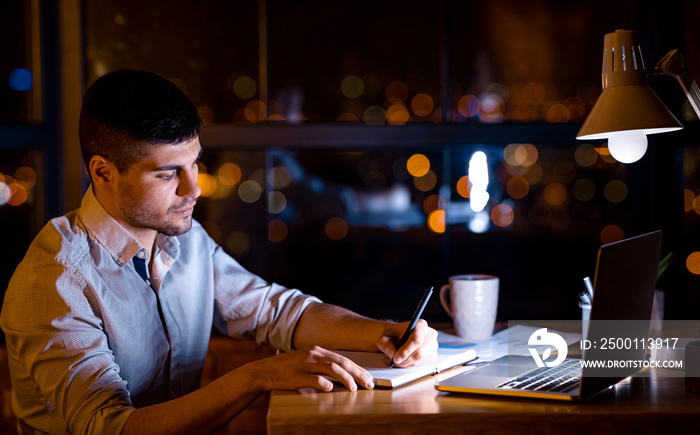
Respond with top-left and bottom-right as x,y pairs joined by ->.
579,276 -> 593,304
390,286 -> 434,368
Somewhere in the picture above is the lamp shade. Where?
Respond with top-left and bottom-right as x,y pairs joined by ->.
577,29 -> 683,140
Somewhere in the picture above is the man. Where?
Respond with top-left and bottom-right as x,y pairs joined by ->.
0,70 -> 438,434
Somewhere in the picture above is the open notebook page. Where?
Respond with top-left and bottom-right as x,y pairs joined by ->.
336,347 -> 476,388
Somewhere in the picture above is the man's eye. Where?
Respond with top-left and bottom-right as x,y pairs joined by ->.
159,172 -> 176,180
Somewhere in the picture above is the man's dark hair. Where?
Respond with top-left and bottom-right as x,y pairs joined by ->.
79,70 -> 202,175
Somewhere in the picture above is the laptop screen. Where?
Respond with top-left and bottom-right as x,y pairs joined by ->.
580,230 -> 662,396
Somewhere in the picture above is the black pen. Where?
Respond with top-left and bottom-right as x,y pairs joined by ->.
390,286 -> 434,368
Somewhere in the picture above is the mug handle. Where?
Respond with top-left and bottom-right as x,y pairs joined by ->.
439,284 -> 453,317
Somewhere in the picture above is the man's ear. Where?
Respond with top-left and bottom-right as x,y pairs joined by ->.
89,155 -> 118,189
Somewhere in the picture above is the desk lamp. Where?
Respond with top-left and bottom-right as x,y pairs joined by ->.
577,29 -> 700,163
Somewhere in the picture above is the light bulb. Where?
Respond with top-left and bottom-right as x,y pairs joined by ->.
607,130 -> 648,164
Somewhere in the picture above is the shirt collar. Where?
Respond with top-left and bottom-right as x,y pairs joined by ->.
78,186 -> 181,266
155,231 -> 181,263
77,186 -> 144,266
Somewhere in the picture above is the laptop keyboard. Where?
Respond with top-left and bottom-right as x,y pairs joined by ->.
496,359 -> 581,393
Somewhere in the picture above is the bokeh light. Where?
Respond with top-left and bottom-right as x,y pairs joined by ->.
506,176 -> 529,199
0,182 -> 10,206
491,203 -> 514,227
245,100 -> 267,123
604,180 -> 628,203
468,211 -> 490,233
217,163 -> 242,186
543,102 -> 570,123
386,81 -> 409,102
693,195 -> 700,216
386,104 -> 410,125
267,191 -> 287,214
406,154 -> 430,177
478,94 -> 504,123
600,225 -> 624,244
597,146 -> 617,163
685,189 -> 695,212
268,220 -> 288,242
468,151 -> 490,212
503,144 -> 520,166
338,112 -> 360,122
270,165 -> 293,189
14,166 -> 37,188
543,182 -> 567,206
427,210 -> 445,233
456,175 -> 471,198
523,164 -> 543,185
210,183 -> 233,199
197,173 -> 217,197
233,75 -> 257,99
363,105 -> 386,125
504,143 -> 538,167
239,180 -> 262,203
575,144 -> 599,167
325,217 -> 349,240
414,170 -> 437,192
686,252 -> 700,275
457,94 -> 480,118
341,75 -> 364,99
268,99 -> 283,117
411,93 -> 434,117
8,68 -> 32,91
6,183 -> 27,206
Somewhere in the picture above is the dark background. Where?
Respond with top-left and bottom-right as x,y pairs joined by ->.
1,1 -> 699,335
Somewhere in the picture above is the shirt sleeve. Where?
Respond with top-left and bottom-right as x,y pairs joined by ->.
209,243 -> 321,352
1,257 -> 134,435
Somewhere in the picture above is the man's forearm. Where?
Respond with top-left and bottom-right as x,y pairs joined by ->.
122,364 -> 265,435
122,340 -> 378,434
292,302 -> 392,352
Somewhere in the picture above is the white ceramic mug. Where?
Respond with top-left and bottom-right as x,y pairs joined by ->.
440,274 -> 499,340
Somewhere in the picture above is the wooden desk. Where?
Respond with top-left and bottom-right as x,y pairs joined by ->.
267,367 -> 700,434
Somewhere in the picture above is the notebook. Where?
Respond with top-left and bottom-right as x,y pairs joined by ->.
435,230 -> 663,401
337,346 -> 476,389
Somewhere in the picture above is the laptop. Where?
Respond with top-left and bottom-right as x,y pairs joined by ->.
435,230 -> 663,401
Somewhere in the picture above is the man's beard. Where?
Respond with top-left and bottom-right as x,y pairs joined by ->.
118,180 -> 196,237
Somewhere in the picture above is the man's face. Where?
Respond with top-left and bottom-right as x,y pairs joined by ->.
115,137 -> 203,237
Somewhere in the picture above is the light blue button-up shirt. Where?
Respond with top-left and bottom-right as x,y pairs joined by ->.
0,187 -> 320,434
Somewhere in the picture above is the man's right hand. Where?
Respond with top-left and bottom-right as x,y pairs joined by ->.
243,346 -> 375,392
